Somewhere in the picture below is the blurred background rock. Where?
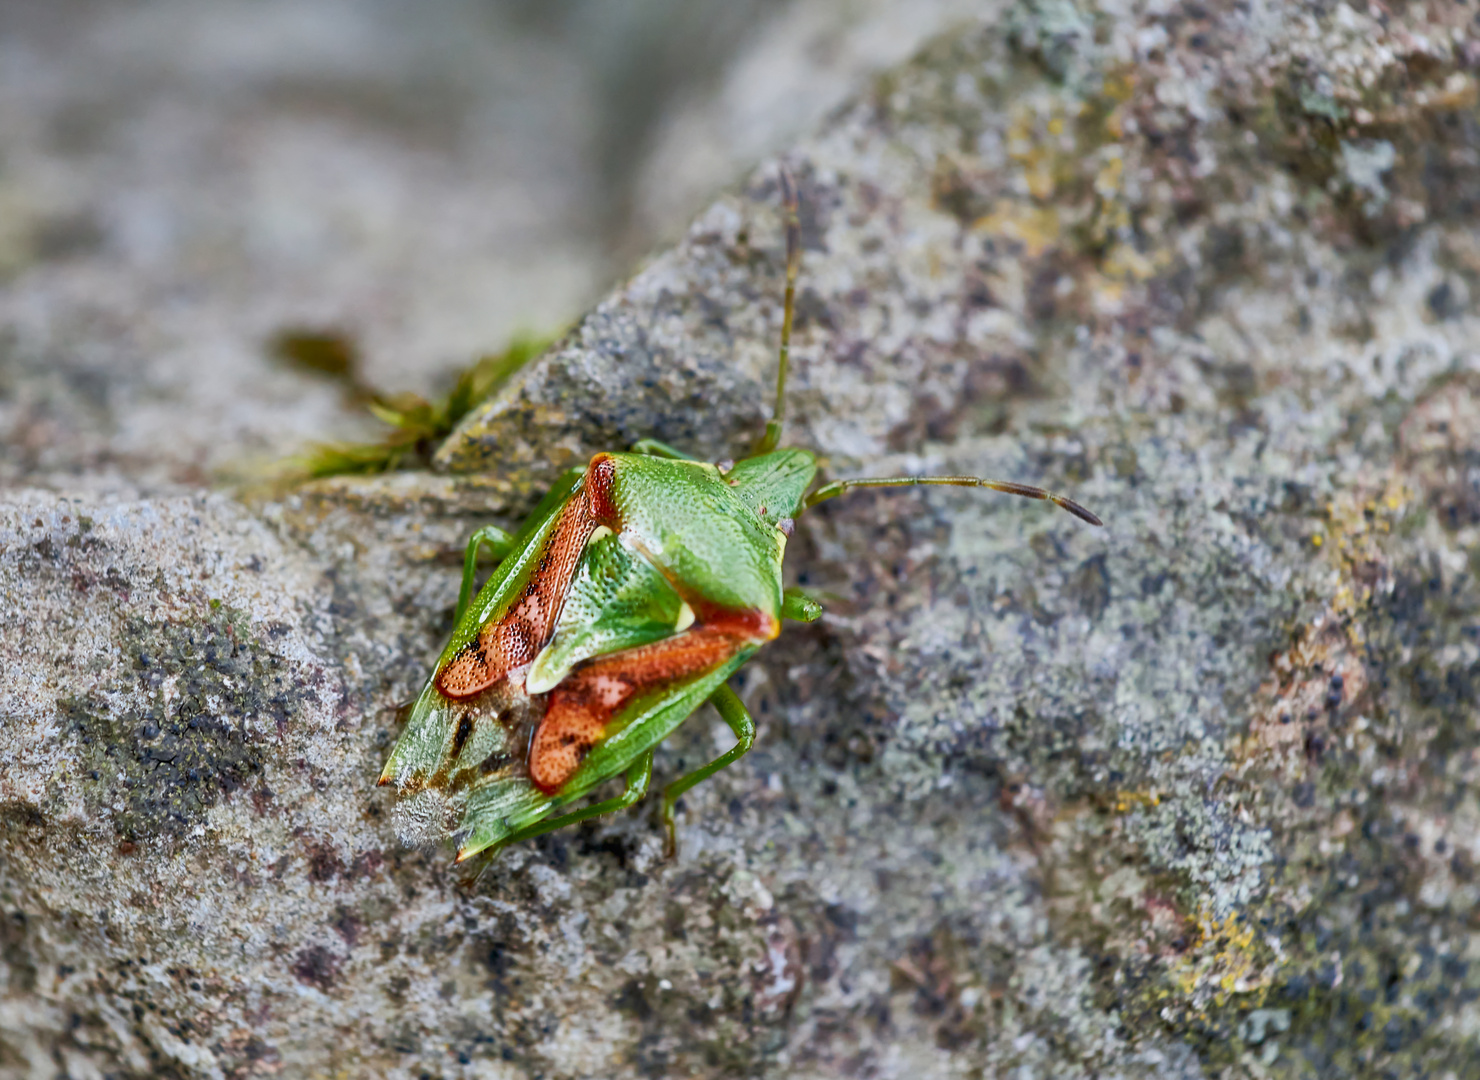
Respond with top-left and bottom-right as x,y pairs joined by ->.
0,0 -> 985,492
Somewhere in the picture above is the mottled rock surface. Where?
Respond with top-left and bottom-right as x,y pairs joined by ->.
5,2 -> 1480,1079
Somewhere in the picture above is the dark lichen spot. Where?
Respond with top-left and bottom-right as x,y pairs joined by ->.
614,977 -> 655,1020
292,944 -> 341,991
1426,281 -> 1461,321
1,911 -> 38,993
31,211 -> 105,261
62,606 -> 311,841
1068,553 -> 1111,621
305,840 -> 345,883
333,908 -> 362,947
931,158 -> 990,225
349,850 -> 384,879
0,799 -> 45,828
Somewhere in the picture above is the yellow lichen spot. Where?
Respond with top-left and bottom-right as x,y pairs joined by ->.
1093,154 -> 1125,199
1432,72 -> 1478,110
1102,70 -> 1137,103
1101,243 -> 1157,282
973,201 -> 1062,257
1090,277 -> 1126,313
1026,164 -> 1055,200
1168,906 -> 1275,1007
1110,789 -> 1161,813
1005,110 -> 1058,200
1311,534 -> 1324,547
1047,116 -> 1065,136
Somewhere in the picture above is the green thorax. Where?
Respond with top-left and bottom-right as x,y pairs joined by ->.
597,448 -> 816,617
524,447 -> 816,690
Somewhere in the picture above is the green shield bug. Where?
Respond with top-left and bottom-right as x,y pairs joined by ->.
379,170 -> 1102,867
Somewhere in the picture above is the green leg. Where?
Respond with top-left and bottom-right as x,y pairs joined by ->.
490,751 -> 654,852
456,524 -> 516,623
630,438 -> 696,460
781,586 -> 823,622
662,683 -> 756,858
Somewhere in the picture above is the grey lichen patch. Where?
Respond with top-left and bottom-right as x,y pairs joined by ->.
1240,10 -> 1480,243
551,863 -> 805,1072
1006,0 -> 1100,87
61,607 -> 303,842
1208,557 -> 1480,1076
1337,138 -> 1397,212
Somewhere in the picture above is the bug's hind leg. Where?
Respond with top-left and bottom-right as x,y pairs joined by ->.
456,525 -> 517,623
630,438 -> 696,460
475,751 -> 654,859
661,683 -> 756,858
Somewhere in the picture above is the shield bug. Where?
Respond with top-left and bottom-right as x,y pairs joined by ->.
379,170 -> 1101,866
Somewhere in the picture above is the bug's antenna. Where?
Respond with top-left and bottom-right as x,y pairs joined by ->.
753,167 -> 800,455
803,475 -> 1103,526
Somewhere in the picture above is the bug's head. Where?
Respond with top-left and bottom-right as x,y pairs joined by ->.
725,448 -> 817,527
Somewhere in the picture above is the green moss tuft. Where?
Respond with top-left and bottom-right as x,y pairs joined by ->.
287,335 -> 551,480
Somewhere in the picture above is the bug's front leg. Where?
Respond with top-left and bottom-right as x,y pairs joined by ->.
481,750 -> 655,857
662,683 -> 756,858
781,586 -> 823,622
455,524 -> 516,623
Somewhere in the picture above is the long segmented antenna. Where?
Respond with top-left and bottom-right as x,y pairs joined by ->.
750,169 -> 1100,528
753,168 -> 801,455
804,475 -> 1103,526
